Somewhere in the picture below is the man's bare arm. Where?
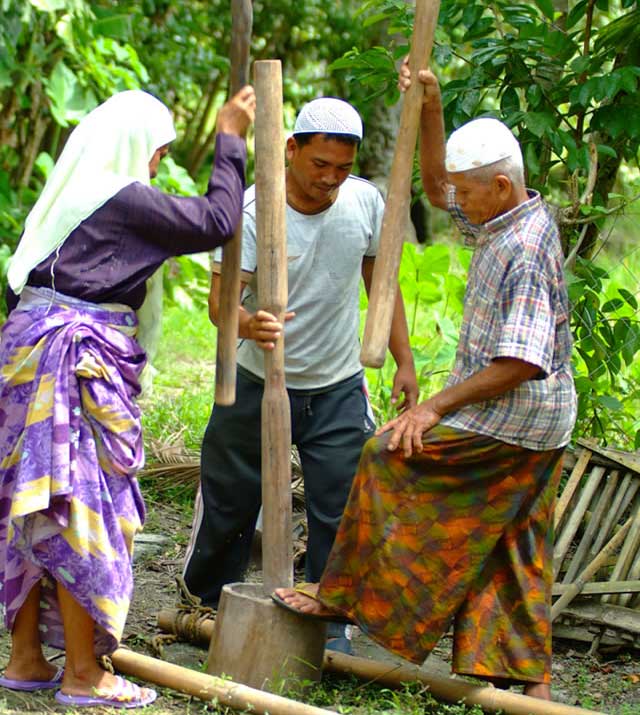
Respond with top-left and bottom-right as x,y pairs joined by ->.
378,357 -> 541,457
399,61 -> 448,210
208,271 -> 293,350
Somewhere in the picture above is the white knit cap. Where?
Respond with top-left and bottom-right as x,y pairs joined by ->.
294,97 -> 363,140
445,117 -> 523,173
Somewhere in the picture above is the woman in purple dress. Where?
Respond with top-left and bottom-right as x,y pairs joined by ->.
0,85 -> 255,708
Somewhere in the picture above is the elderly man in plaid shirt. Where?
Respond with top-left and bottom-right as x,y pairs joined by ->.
273,67 -> 576,703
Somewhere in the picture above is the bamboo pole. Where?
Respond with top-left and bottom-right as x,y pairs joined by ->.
324,652 -> 605,715
215,0 -> 253,405
562,470 -> 619,584
552,580 -> 640,596
554,447 -> 591,530
360,0 -> 441,367
157,608 -> 215,646
111,648 -> 605,715
603,494 -> 640,606
553,466 -> 605,578
111,649 -> 334,715
254,59 -> 292,594
619,546 -> 640,608
551,514 -> 633,621
588,471 -> 633,560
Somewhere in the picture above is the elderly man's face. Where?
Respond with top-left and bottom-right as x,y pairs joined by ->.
448,171 -> 509,225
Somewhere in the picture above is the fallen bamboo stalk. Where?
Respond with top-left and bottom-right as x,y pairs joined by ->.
152,609 -> 594,715
111,648 -> 334,715
552,623 -> 632,649
112,647 -> 604,715
551,515 -> 633,621
561,602 -> 640,636
157,608 -> 215,646
324,651 -> 605,715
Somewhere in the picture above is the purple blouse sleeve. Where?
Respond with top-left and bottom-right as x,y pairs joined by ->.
10,132 -> 248,312
111,132 -> 247,256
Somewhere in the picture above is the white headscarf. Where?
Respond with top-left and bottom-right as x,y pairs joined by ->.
8,89 -> 176,294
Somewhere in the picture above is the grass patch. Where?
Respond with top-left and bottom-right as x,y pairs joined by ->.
300,674 -> 484,714
141,303 -> 216,451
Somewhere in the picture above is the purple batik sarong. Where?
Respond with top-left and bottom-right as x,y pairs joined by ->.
0,286 -> 146,655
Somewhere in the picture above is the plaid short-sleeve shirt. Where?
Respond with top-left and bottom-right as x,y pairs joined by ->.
441,187 -> 576,450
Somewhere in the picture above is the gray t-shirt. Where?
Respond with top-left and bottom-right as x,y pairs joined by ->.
214,175 -> 384,389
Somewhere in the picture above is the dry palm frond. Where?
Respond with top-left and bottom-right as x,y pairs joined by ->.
140,429 -> 200,494
141,432 -> 309,506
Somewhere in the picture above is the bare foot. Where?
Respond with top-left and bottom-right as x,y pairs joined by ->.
274,585 -> 339,618
3,655 -> 59,684
523,682 -> 551,700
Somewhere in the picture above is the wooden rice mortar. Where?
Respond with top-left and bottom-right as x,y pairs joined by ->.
215,0 -> 253,405
111,647 -> 605,715
360,0 -> 441,367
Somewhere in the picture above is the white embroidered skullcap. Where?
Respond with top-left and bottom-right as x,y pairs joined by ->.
294,97 -> 363,140
445,117 -> 523,173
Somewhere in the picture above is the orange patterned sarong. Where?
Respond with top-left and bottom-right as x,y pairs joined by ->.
318,425 -> 563,684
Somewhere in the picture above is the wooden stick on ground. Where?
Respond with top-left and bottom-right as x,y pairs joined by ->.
215,0 -> 253,405
111,647 -> 605,715
360,0 -> 441,368
111,648 -> 334,715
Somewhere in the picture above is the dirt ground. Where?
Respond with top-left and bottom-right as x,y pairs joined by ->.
1,500 -> 640,714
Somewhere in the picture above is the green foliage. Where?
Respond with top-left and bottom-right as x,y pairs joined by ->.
569,256 -> 640,447
3,0 -> 640,451
331,0 -> 640,447
141,386 -> 212,452
162,254 -> 211,312
364,241 -> 466,424
0,0 -> 154,309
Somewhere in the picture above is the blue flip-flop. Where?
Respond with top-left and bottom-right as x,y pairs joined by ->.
0,665 -> 64,691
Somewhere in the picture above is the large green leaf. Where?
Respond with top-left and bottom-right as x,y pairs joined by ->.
45,60 -> 97,126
